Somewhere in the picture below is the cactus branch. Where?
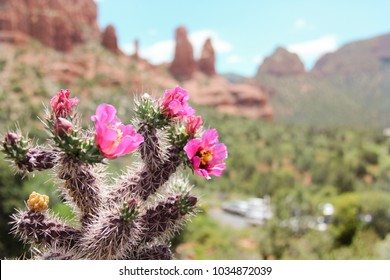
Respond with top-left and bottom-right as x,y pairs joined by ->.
10,210 -> 80,248
2,131 -> 56,172
137,192 -> 197,244
57,156 -> 102,225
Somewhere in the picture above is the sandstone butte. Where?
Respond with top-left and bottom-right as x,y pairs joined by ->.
198,38 -> 216,76
257,47 -> 305,77
0,0 -> 100,51
101,24 -> 122,55
169,26 -> 196,81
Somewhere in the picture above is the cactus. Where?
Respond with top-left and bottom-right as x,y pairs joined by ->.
1,86 -> 227,260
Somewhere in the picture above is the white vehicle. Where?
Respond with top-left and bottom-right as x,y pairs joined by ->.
222,200 -> 249,216
246,197 -> 272,225
221,197 -> 273,225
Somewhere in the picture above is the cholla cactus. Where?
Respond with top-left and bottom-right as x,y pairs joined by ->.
1,86 -> 227,260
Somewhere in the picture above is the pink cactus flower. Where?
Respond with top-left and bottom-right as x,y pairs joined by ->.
184,129 -> 227,179
159,86 -> 195,118
91,104 -> 144,159
50,89 -> 79,118
185,115 -> 203,137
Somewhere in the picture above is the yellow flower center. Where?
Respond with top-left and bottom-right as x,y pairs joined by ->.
200,149 -> 213,166
27,191 -> 49,212
115,128 -> 123,145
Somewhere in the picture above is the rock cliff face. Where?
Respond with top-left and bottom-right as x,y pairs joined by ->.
198,38 -> 216,76
0,0 -> 100,51
257,47 -> 305,77
184,73 -> 273,120
312,33 -> 390,77
169,26 -> 196,80
101,24 -> 121,54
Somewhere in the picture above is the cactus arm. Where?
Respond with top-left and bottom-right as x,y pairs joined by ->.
10,210 -> 80,249
57,157 -> 103,225
137,192 -> 197,245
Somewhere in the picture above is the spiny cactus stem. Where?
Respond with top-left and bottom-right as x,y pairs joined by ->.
58,156 -> 102,225
137,193 -> 197,245
130,244 -> 173,260
137,122 -> 165,171
11,210 -> 80,248
117,146 -> 181,201
83,214 -> 140,260
14,148 -> 56,172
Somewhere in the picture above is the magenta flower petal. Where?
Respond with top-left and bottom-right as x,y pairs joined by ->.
184,128 -> 227,180
192,156 -> 202,170
92,104 -> 118,123
209,143 -> 228,163
208,163 -> 226,177
115,126 -> 144,155
195,168 -> 210,180
91,104 -> 144,159
158,86 -> 195,119
183,139 -> 202,159
202,129 -> 219,146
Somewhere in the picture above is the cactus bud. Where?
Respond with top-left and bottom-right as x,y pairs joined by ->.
184,115 -> 202,137
50,89 -> 79,118
177,194 -> 197,215
187,195 -> 197,207
27,191 -> 49,212
126,197 -> 138,211
4,132 -> 19,145
121,196 -> 139,223
141,93 -> 152,100
54,117 -> 73,136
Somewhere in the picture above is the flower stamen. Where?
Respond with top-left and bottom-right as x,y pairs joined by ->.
115,128 -> 123,145
199,149 -> 213,166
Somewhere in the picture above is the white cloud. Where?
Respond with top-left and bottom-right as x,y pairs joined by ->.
140,40 -> 175,64
226,55 -> 242,64
189,30 -> 233,57
124,29 -> 233,65
120,40 -> 174,64
287,35 -> 338,66
121,43 -> 134,55
254,55 -> 264,64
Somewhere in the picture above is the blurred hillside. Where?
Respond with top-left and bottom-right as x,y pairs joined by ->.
255,33 -> 390,128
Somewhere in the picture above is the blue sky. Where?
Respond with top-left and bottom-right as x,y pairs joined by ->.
96,0 -> 390,76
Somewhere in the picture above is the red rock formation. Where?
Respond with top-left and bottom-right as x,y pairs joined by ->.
198,38 -> 216,76
258,47 -> 305,77
101,24 -> 121,54
169,26 -> 196,80
0,0 -> 100,51
183,73 -> 273,120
